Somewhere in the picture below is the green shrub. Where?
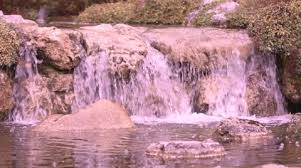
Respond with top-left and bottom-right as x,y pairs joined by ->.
132,0 -> 199,25
248,0 -> 301,56
78,2 -> 136,23
78,0 -> 199,25
194,14 -> 212,27
226,10 -> 249,29
0,22 -> 20,67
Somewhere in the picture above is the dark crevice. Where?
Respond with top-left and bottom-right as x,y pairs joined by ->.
287,99 -> 301,114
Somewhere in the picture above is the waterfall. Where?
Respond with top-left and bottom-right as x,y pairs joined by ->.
73,43 -> 191,117
9,41 -> 52,124
73,42 -> 286,121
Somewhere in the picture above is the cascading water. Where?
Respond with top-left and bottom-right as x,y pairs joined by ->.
73,43 -> 191,117
9,40 -> 52,124
73,39 -> 286,123
246,54 -> 286,115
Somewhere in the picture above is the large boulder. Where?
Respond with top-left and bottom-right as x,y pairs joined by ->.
0,71 -> 13,121
34,100 -> 135,131
80,24 -> 147,79
214,118 -> 272,142
21,27 -> 85,71
282,49 -> 301,104
146,139 -> 226,159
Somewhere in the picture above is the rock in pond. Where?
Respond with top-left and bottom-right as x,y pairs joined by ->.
34,100 -> 135,131
146,139 -> 226,159
214,118 -> 272,142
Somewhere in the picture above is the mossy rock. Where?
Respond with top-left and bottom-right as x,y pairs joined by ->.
0,21 -> 20,67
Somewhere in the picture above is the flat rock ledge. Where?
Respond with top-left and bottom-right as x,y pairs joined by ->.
145,139 -> 226,159
214,118 -> 272,143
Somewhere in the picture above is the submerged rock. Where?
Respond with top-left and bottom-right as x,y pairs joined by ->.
214,118 -> 272,142
34,100 -> 135,131
146,139 -> 226,159
0,71 -> 13,121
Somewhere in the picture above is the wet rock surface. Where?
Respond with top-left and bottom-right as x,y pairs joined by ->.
143,27 -> 253,70
146,139 -> 226,159
0,71 -> 13,121
214,118 -> 272,143
0,14 -> 37,26
282,49 -> 301,104
23,27 -> 85,71
80,24 -> 147,79
285,113 -> 301,142
34,100 -> 135,131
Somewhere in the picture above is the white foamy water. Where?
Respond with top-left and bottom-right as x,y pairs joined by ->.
9,41 -> 51,124
73,43 -> 191,116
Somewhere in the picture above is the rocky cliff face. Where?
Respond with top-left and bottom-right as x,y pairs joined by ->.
0,14 -> 287,123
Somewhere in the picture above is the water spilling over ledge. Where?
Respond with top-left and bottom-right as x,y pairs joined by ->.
0,23 -> 286,124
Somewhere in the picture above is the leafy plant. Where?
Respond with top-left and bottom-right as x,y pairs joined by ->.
248,0 -> 301,56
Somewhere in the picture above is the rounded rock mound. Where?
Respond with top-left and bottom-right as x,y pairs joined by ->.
214,118 -> 272,143
146,139 -> 226,159
34,100 -> 135,131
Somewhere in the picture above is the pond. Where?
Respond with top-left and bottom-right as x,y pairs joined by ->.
1,122 -> 301,168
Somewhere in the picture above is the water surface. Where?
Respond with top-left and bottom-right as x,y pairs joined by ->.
1,123 -> 301,168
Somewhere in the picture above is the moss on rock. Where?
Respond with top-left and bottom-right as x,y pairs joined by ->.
0,21 -> 20,67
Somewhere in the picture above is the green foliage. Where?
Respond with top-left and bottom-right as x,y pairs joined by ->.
78,0 -> 199,25
132,0 -> 199,25
194,14 -> 212,27
0,22 -> 20,67
78,2 -> 136,23
226,11 -> 249,29
247,0 -> 301,55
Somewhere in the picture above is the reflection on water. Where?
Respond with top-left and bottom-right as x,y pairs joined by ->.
0,123 -> 301,168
